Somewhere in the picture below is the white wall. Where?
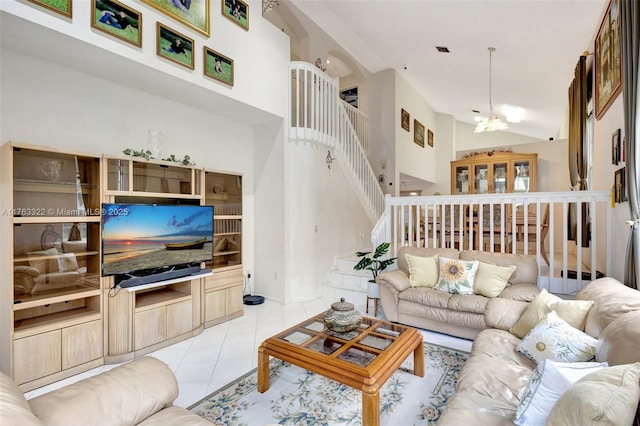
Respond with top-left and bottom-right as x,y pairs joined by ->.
286,143 -> 372,302
1,49 -> 258,275
394,72 -> 438,190
370,70 -> 396,195
455,121 -> 546,153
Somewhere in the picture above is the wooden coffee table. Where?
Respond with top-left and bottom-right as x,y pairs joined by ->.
257,314 -> 424,426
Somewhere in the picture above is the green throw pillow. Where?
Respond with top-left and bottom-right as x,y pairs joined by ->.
474,261 -> 516,298
405,253 -> 439,287
435,256 -> 479,294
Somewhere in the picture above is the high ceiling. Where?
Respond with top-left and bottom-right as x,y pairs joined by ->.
284,0 -> 607,140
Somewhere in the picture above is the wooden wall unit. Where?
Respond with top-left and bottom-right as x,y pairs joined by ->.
102,156 -> 206,362
1,142 -> 104,391
451,152 -> 537,195
202,170 -> 244,327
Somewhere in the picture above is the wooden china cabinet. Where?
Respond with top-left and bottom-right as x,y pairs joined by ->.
450,152 -> 537,195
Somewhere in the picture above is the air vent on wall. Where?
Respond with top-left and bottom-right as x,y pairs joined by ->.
435,46 -> 450,53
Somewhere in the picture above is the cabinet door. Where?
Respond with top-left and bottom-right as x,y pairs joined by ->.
452,165 -> 470,194
492,162 -> 508,194
61,320 -> 103,370
166,300 -> 193,339
226,285 -> 244,316
473,164 -> 489,194
134,307 -> 166,350
205,289 -> 226,323
14,330 -> 61,385
513,159 -> 532,192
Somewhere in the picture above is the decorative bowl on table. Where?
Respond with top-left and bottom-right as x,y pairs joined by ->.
323,298 -> 363,333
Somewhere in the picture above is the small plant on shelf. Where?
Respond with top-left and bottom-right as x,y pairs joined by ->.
122,149 -> 195,165
353,242 -> 397,282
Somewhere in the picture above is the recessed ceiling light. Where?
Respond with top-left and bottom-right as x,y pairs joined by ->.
435,46 -> 450,53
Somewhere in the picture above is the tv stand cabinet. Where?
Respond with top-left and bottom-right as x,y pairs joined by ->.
103,157 -> 207,363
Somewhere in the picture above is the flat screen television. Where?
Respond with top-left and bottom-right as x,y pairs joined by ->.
101,203 -> 214,277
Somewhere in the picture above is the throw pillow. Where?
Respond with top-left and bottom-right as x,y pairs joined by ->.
57,253 -> 79,272
435,256 -> 479,294
510,289 -> 594,338
515,360 -> 608,426
546,363 -> 640,425
474,261 -> 516,298
27,247 -> 59,274
405,253 -> 439,287
516,311 -> 597,364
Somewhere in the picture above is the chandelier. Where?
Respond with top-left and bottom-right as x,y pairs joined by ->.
262,0 -> 279,13
474,47 -> 508,133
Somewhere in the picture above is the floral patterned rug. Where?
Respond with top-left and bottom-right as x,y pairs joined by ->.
188,342 -> 468,425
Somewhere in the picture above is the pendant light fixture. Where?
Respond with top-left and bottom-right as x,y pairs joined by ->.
474,47 -> 508,133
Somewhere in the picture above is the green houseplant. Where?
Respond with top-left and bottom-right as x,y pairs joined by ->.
353,242 -> 397,286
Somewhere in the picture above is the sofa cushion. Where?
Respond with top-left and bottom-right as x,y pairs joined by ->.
485,298 -> 530,331
435,257 -> 479,294
29,357 -> 178,426
457,329 -> 534,406
459,250 -> 537,285
0,371 -> 45,426
405,253 -> 439,287
137,406 -> 212,425
576,277 -> 640,338
448,293 -> 489,314
396,246 -> 459,273
510,289 -> 593,338
437,391 -> 517,425
596,310 -> 640,366
474,261 -> 516,298
514,360 -> 607,426
398,287 -> 451,309
546,363 -> 640,426
516,311 -> 597,364
498,283 -> 540,302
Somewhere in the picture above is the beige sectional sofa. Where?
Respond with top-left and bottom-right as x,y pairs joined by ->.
438,277 -> 640,424
377,247 -> 540,339
1,356 -> 210,426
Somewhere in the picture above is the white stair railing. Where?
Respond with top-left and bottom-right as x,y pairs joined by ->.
289,61 -> 383,220
340,99 -> 371,158
374,191 -> 613,295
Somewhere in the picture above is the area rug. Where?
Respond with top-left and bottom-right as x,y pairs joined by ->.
188,342 -> 468,425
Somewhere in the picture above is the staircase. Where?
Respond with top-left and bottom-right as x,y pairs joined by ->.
289,62 -> 384,222
323,253 -> 377,316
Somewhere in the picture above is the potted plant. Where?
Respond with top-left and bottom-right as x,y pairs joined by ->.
353,242 -> 397,298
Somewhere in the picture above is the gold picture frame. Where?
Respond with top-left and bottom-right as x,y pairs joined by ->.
91,0 -> 142,47
413,119 -> 425,148
157,23 -> 195,70
27,0 -> 72,18
401,109 -> 410,132
595,0 -> 621,120
204,47 -> 234,87
222,0 -> 249,31
427,129 -> 434,147
142,0 -> 210,37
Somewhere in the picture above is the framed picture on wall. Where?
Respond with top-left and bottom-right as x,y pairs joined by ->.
204,47 -> 234,86
222,0 -> 249,30
614,167 -> 626,203
156,23 -> 195,70
142,0 -> 210,37
595,0 -> 621,120
427,129 -> 434,147
612,128 -> 621,165
413,119 -> 425,148
401,109 -> 410,132
91,0 -> 142,47
27,0 -> 72,17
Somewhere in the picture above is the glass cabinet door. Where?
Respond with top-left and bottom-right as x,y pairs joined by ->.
513,160 -> 531,192
492,162 -> 508,193
454,166 -> 470,194
474,164 -> 489,194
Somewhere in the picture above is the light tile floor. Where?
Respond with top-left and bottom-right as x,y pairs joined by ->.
24,298 -> 473,408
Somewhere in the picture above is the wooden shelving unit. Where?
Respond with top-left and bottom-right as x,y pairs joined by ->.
1,142 -> 104,391
451,152 -> 537,195
102,156 -> 206,362
203,170 -> 244,327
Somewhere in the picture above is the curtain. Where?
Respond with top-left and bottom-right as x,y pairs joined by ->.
567,56 -> 589,246
621,0 -> 640,289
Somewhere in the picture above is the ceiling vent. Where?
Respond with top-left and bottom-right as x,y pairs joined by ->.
435,46 -> 450,53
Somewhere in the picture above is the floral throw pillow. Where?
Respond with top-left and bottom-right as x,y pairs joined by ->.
516,311 -> 597,364
435,256 -> 479,294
